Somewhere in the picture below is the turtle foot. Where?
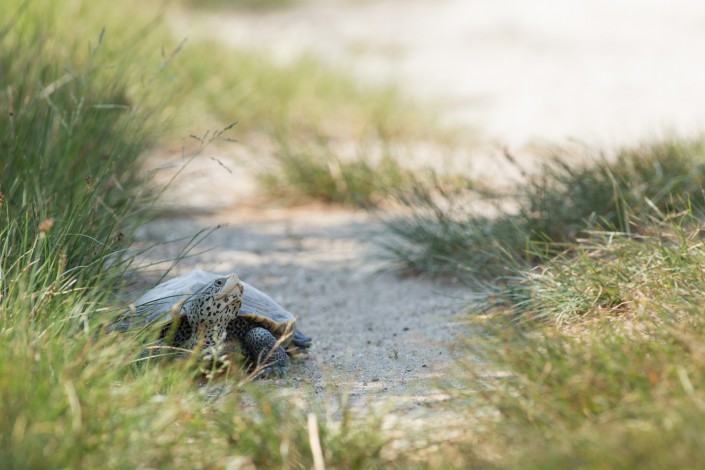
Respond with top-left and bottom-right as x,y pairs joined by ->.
242,327 -> 290,375
291,329 -> 313,350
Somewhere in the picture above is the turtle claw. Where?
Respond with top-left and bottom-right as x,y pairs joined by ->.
291,329 -> 313,350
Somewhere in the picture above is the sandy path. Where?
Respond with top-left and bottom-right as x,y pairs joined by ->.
136,155 -> 473,420
140,0 -> 705,423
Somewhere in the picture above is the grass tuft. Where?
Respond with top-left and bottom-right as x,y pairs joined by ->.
457,214 -> 705,468
258,138 -> 426,207
382,136 -> 705,279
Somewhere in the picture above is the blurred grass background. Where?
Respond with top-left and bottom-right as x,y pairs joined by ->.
176,0 -> 296,11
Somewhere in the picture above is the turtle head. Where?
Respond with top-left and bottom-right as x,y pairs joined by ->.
184,273 -> 244,351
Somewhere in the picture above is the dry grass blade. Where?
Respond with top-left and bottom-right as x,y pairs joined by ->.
308,413 -> 326,470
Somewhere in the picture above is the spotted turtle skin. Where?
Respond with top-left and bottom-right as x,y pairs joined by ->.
182,276 -> 243,350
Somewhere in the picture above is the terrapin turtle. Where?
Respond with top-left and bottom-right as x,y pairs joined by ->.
110,269 -> 311,372
109,272 -> 244,354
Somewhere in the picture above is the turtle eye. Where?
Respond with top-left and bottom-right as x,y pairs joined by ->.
215,279 -> 224,287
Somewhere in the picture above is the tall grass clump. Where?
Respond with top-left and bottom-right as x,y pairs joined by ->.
382,136 -> 705,279
452,212 -> 705,468
258,138 -> 425,206
1,0 -> 166,466
0,0 -> 166,315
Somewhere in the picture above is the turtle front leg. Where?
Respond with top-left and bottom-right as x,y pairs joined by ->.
242,327 -> 290,373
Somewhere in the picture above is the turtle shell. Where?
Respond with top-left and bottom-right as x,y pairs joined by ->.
238,281 -> 296,340
110,270 -> 299,342
108,269 -> 224,333
239,281 -> 311,348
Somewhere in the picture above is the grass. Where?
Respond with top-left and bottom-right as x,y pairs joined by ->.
382,136 -> 705,278
454,214 -> 705,469
168,46 -> 437,142
175,0 -> 296,11
257,138 -> 428,206
0,0 -> 160,290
